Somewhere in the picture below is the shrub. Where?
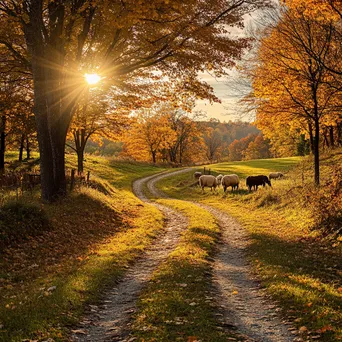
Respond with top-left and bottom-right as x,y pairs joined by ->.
0,201 -> 50,248
309,166 -> 342,237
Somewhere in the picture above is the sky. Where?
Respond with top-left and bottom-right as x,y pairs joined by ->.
193,10 -> 265,122
194,71 -> 241,122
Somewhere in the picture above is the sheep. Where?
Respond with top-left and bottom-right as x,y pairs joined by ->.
216,174 -> 223,186
194,171 -> 202,179
198,175 -> 218,192
246,175 -> 271,191
221,174 -> 239,192
269,172 -> 284,180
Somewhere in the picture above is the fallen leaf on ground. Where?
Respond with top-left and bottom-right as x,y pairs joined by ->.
71,329 -> 87,335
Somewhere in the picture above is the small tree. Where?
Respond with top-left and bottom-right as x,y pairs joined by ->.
203,127 -> 224,162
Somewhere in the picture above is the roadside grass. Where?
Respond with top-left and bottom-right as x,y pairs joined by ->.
155,156 -> 342,341
131,199 -> 239,342
65,153 -> 167,190
0,154 -> 166,341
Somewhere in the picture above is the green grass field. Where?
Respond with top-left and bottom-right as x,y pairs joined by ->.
155,156 -> 342,342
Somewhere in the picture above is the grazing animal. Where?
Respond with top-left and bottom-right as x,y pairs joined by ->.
194,171 -> 202,179
221,174 -> 239,192
269,172 -> 284,180
199,175 -> 218,192
246,175 -> 271,191
216,174 -> 223,186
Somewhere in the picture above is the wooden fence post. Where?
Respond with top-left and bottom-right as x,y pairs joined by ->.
70,169 -> 75,191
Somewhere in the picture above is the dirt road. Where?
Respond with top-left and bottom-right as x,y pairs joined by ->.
72,169 -> 295,342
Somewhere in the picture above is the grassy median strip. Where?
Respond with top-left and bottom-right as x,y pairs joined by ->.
131,199 -> 239,342
0,156 -> 165,342
155,157 -> 342,341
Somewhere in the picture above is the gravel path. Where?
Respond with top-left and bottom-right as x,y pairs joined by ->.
71,171 -> 190,342
146,170 -> 295,342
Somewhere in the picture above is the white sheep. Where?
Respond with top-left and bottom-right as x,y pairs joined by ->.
199,175 -> 218,192
216,174 -> 223,186
194,171 -> 202,179
221,174 -> 239,192
269,172 -> 284,180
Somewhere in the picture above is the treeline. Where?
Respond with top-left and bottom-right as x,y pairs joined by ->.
79,106 -> 267,164
118,102 -> 269,164
244,0 -> 342,184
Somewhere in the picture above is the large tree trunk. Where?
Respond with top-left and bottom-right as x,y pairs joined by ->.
0,115 -> 6,174
23,8 -> 78,202
33,78 -> 75,201
19,134 -> 25,162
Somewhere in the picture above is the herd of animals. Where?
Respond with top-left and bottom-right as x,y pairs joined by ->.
193,171 -> 284,192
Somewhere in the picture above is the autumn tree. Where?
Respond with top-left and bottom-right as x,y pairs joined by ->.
243,134 -> 271,160
228,133 -> 257,161
123,108 -> 177,164
0,74 -> 34,171
67,85 -> 135,174
203,127 -> 224,162
250,5 -> 342,185
166,104 -> 204,165
9,97 -> 36,162
0,0 -> 270,201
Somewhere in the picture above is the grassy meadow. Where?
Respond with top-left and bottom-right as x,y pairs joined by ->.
0,153 -> 166,341
155,155 -> 342,341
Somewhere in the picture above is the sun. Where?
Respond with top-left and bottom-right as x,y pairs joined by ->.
84,73 -> 101,85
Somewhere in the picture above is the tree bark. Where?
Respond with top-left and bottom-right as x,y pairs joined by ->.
19,134 -> 25,162
26,137 -> 31,159
337,122 -> 342,146
74,128 -> 89,175
323,130 -> 329,149
22,8 -> 79,201
152,150 -> 156,164
308,122 -> 315,153
314,118 -> 320,186
169,147 -> 177,163
329,126 -> 334,148
0,115 -> 6,174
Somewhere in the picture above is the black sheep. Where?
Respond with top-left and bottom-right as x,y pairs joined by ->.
246,175 -> 271,191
